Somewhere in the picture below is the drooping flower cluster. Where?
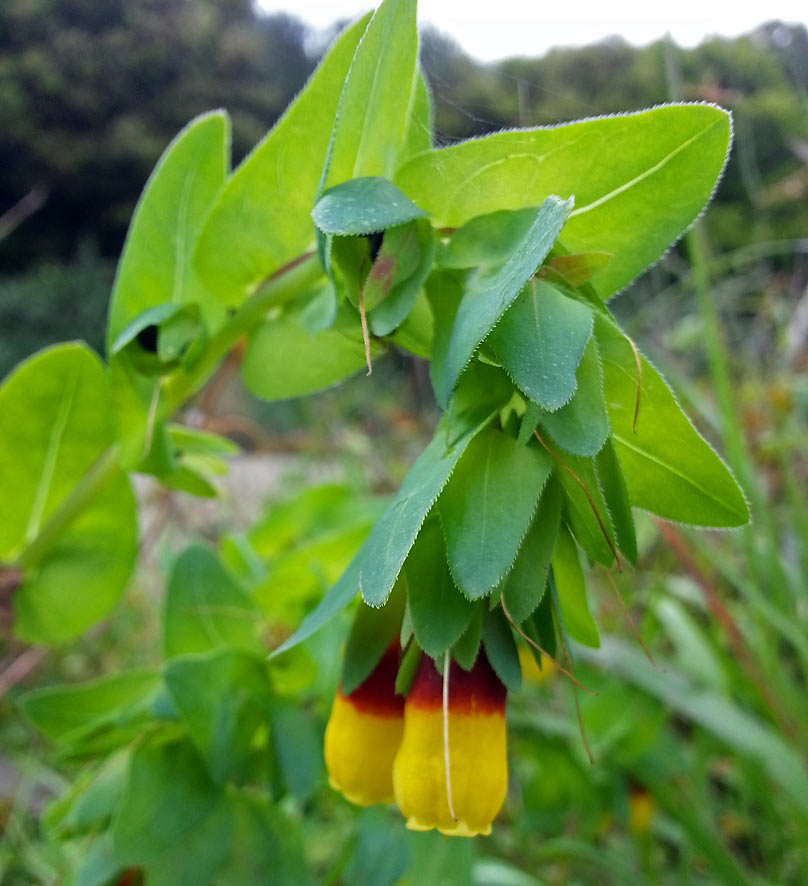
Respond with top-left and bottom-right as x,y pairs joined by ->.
325,645 -> 508,837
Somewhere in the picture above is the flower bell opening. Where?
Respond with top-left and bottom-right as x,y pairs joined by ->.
324,643 -> 405,806
393,651 -> 508,837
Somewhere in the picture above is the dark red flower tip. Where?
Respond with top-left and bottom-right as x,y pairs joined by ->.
342,642 -> 405,716
406,651 -> 506,715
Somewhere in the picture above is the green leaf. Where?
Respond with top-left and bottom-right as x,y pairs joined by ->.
527,588 -> 557,663
59,751 -> 130,836
395,641 -> 422,695
396,104 -> 732,299
439,426 -> 553,598
341,580 -> 406,695
538,336 -> 609,457
113,736 -> 229,877
268,701 -> 323,801
166,424 -> 239,458
369,219 -> 436,336
242,304 -> 379,401
433,196 -> 573,407
551,526 -> 600,648
0,344 -> 137,644
106,111 -> 229,341
595,435 -> 637,565
20,670 -> 159,747
322,0 -> 419,188
405,518 -> 475,659
501,477 -> 563,623
399,67 -> 433,164
213,793 -> 313,886
389,287 -> 434,358
440,208 -> 537,271
482,608 -> 521,692
451,604 -> 484,671
109,303 -> 206,374
312,177 -> 427,236
596,316 -> 749,526
164,649 -> 272,785
446,360 -> 514,446
547,251 -> 612,287
163,545 -> 263,660
517,400 -> 543,446
360,414 -> 490,607
490,279 -> 593,411
345,808 -> 409,886
545,440 -> 617,566
194,16 -> 370,303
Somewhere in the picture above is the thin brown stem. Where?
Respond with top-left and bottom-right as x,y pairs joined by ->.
500,596 -> 597,695
626,335 -> 643,434
0,647 -> 46,698
533,430 -> 621,571
603,568 -> 656,667
358,283 -> 373,375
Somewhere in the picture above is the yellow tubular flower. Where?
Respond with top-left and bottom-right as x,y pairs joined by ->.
324,643 -> 404,806
393,652 -> 508,837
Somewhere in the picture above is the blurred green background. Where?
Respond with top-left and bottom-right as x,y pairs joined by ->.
1,1 -> 807,883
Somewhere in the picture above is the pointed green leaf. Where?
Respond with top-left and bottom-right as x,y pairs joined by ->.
596,316 -> 749,526
433,196 -> 573,406
405,519 -> 475,659
395,641 -> 422,696
501,477 -> 563,623
399,68 -> 433,164
490,278 -> 593,412
242,305 -> 380,401
439,426 -> 552,598
596,435 -> 637,565
551,526 -> 600,648
446,359 -> 514,447
0,344 -> 137,644
323,0 -> 419,187
20,671 -> 159,747
539,336 -> 609,457
164,649 -> 272,785
359,415 -> 490,607
312,177 -> 427,236
194,16 -> 370,303
163,545 -> 263,660
525,589 -> 557,665
517,400 -> 543,446
452,604 -> 483,670
548,251 -> 613,287
482,608 -> 521,691
107,111 -> 229,342
341,580 -> 406,695
397,104 -> 732,299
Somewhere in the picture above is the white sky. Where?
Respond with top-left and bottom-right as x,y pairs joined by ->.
256,0 -> 807,61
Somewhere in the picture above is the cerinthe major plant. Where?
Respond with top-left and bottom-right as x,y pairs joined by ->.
2,0 -> 748,874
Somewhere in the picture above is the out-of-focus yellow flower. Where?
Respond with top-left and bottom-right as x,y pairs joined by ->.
518,646 -> 556,684
324,644 -> 404,806
628,788 -> 655,833
393,653 -> 507,837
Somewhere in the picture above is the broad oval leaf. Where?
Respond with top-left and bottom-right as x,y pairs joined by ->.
0,344 -> 137,644
500,476 -> 563,623
163,544 -> 263,660
312,177 -> 427,236
242,306 -> 378,401
596,316 -> 749,526
490,278 -> 593,412
481,607 -> 522,692
405,518 -> 475,659
439,425 -> 553,599
432,196 -> 573,407
107,111 -> 229,344
538,335 -> 609,457
551,525 -> 600,648
194,15 -> 371,304
397,104 -> 732,299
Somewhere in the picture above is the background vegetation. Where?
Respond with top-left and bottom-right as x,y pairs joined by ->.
1,1 -> 807,883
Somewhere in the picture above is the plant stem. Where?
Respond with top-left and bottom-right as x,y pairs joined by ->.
16,445 -> 122,569
162,252 -> 322,410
